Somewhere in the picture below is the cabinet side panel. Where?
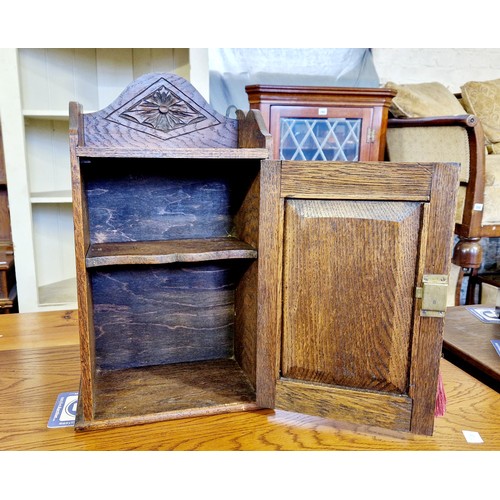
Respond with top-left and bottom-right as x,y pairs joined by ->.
91,263 -> 238,370
235,260 -> 258,387
234,173 -> 261,386
70,111 -> 96,423
255,160 -> 283,408
281,199 -> 422,392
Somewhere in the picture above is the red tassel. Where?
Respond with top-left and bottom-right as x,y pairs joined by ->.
434,371 -> 447,417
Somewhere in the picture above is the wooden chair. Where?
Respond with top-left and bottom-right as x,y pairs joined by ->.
386,114 -> 499,304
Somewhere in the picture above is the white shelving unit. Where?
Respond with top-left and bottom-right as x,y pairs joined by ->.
0,48 -> 198,312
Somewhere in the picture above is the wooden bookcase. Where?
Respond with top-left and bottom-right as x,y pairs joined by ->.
70,73 -> 271,430
0,48 -> 195,312
0,123 -> 17,313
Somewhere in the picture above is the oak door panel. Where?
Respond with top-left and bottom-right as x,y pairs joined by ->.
275,379 -> 412,431
256,160 -> 459,435
281,199 -> 422,393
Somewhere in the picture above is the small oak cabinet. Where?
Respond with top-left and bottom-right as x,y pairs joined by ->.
246,85 -> 396,161
71,73 -> 458,436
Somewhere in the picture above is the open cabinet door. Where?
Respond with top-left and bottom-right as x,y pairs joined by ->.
257,160 -> 459,435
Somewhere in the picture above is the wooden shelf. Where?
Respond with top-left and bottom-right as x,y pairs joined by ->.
38,277 -> 77,306
30,190 -> 73,204
85,238 -> 257,268
23,110 -> 69,121
83,358 -> 258,429
76,147 -> 269,159
23,110 -> 95,120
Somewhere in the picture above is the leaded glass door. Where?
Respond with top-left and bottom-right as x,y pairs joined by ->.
270,106 -> 374,162
280,117 -> 361,161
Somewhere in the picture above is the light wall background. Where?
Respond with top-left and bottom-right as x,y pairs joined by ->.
372,48 -> 500,92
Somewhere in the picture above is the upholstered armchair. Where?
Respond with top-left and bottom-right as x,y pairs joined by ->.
384,80 -> 500,305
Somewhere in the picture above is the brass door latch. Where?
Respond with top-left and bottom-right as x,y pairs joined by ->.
415,274 -> 448,317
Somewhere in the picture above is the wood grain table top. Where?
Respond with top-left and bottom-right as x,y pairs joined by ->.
0,309 -> 499,451
443,306 -> 500,383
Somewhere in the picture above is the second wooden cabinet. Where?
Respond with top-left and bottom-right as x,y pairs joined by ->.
246,85 -> 396,161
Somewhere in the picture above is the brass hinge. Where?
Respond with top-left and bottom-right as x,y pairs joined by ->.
415,274 -> 448,318
367,128 -> 376,143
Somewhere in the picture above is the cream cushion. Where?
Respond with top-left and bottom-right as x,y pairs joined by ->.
485,152 -> 500,187
480,282 -> 499,305
385,81 -> 465,118
483,153 -> 500,224
385,126 -> 470,224
461,79 -> 500,144
447,263 -> 461,307
385,80 -> 500,226
487,143 -> 500,154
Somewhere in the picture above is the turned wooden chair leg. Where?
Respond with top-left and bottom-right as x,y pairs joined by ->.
452,237 -> 483,305
465,268 -> 480,304
454,266 -> 464,305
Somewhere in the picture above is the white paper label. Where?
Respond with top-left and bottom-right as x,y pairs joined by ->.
462,430 -> 484,443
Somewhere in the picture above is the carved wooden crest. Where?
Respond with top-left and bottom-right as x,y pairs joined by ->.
105,77 -> 221,140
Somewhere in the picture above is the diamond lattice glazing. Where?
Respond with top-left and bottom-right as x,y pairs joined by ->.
280,118 -> 361,161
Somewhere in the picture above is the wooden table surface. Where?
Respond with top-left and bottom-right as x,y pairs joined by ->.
443,305 -> 500,386
1,309 -> 499,451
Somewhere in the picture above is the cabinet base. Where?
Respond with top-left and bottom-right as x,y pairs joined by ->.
75,358 -> 258,431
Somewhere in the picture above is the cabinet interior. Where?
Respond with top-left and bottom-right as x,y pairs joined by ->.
81,157 -> 261,421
